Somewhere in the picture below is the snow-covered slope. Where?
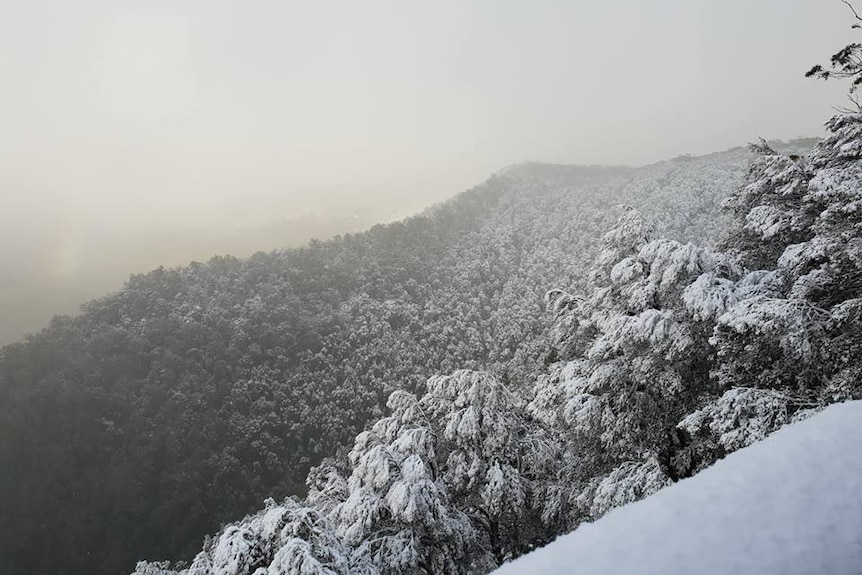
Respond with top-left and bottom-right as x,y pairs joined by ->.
494,401 -> 862,575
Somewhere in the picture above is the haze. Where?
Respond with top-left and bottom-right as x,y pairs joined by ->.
0,0 -> 850,345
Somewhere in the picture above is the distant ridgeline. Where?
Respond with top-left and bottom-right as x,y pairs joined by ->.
0,139 -> 816,575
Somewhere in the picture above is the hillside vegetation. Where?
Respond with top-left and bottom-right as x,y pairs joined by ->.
131,110 -> 862,575
0,145 -> 785,575
493,401 -> 862,575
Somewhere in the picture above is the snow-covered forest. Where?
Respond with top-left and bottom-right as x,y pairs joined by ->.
125,109 -> 862,575
2,133 -> 796,575
493,400 -> 862,575
122,108 -> 862,575
2,7 -> 861,575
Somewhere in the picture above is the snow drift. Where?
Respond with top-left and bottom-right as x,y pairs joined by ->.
493,400 -> 862,575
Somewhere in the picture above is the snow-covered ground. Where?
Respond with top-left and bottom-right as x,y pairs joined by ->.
494,400 -> 862,575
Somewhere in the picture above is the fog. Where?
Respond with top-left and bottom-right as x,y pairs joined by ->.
0,0 -> 850,345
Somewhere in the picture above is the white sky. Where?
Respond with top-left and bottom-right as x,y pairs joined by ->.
0,0 -> 855,343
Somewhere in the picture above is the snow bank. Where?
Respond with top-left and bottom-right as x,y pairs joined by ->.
494,401 -> 862,575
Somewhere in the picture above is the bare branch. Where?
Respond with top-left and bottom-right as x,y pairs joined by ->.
841,0 -> 862,22
834,92 -> 862,113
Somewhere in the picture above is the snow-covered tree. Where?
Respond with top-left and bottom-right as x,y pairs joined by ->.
3,142 -> 754,575
806,0 -> 862,96
710,113 -> 862,402
575,457 -> 670,520
131,562 -> 178,575
540,207 -> 742,465
672,388 -> 795,475
719,140 -> 813,269
123,48 -> 862,575
529,207 -> 749,529
329,391 -> 483,575
131,498 -> 370,575
419,370 -> 556,563
532,117 -> 862,512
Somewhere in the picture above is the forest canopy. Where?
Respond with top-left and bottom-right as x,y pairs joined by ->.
1,4 -> 860,575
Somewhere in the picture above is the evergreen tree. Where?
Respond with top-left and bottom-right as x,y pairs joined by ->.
330,391 -> 483,575
419,370 -> 556,563
806,1 -> 862,97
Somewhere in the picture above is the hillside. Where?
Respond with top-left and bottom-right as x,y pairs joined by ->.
493,400 -> 862,575
128,112 -> 861,575
0,146 -> 776,575
0,207 -> 391,348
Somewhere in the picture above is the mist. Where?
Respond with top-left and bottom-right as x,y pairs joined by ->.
0,0 -> 849,345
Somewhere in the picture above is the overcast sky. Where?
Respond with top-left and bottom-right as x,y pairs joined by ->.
0,0 -> 854,344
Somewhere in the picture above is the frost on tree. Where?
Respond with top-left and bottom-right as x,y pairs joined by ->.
672,388 -> 794,475
127,111 -> 862,575
305,463 -> 349,516
671,112 -> 862,474
541,208 -> 737,465
531,208 -> 746,527
720,140 -> 813,269
576,457 -> 671,520
534,116 -> 862,531
132,562 -> 179,575
419,370 -> 555,563
330,390 -> 483,575
130,498 -> 369,575
710,295 -> 831,391
710,113 -> 862,401
532,137 -> 862,521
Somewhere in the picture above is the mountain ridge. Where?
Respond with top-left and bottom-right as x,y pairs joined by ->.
0,140 -> 814,575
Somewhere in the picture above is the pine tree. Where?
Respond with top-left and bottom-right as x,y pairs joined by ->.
131,498 -> 370,575
419,370 -> 555,563
710,113 -> 862,402
330,391 -> 482,575
806,0 -> 862,97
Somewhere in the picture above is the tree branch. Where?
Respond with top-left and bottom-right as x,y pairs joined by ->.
841,0 -> 862,23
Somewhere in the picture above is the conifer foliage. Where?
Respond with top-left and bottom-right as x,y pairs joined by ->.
806,1 -> 862,95
135,107 -> 862,574
0,150 -> 753,575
